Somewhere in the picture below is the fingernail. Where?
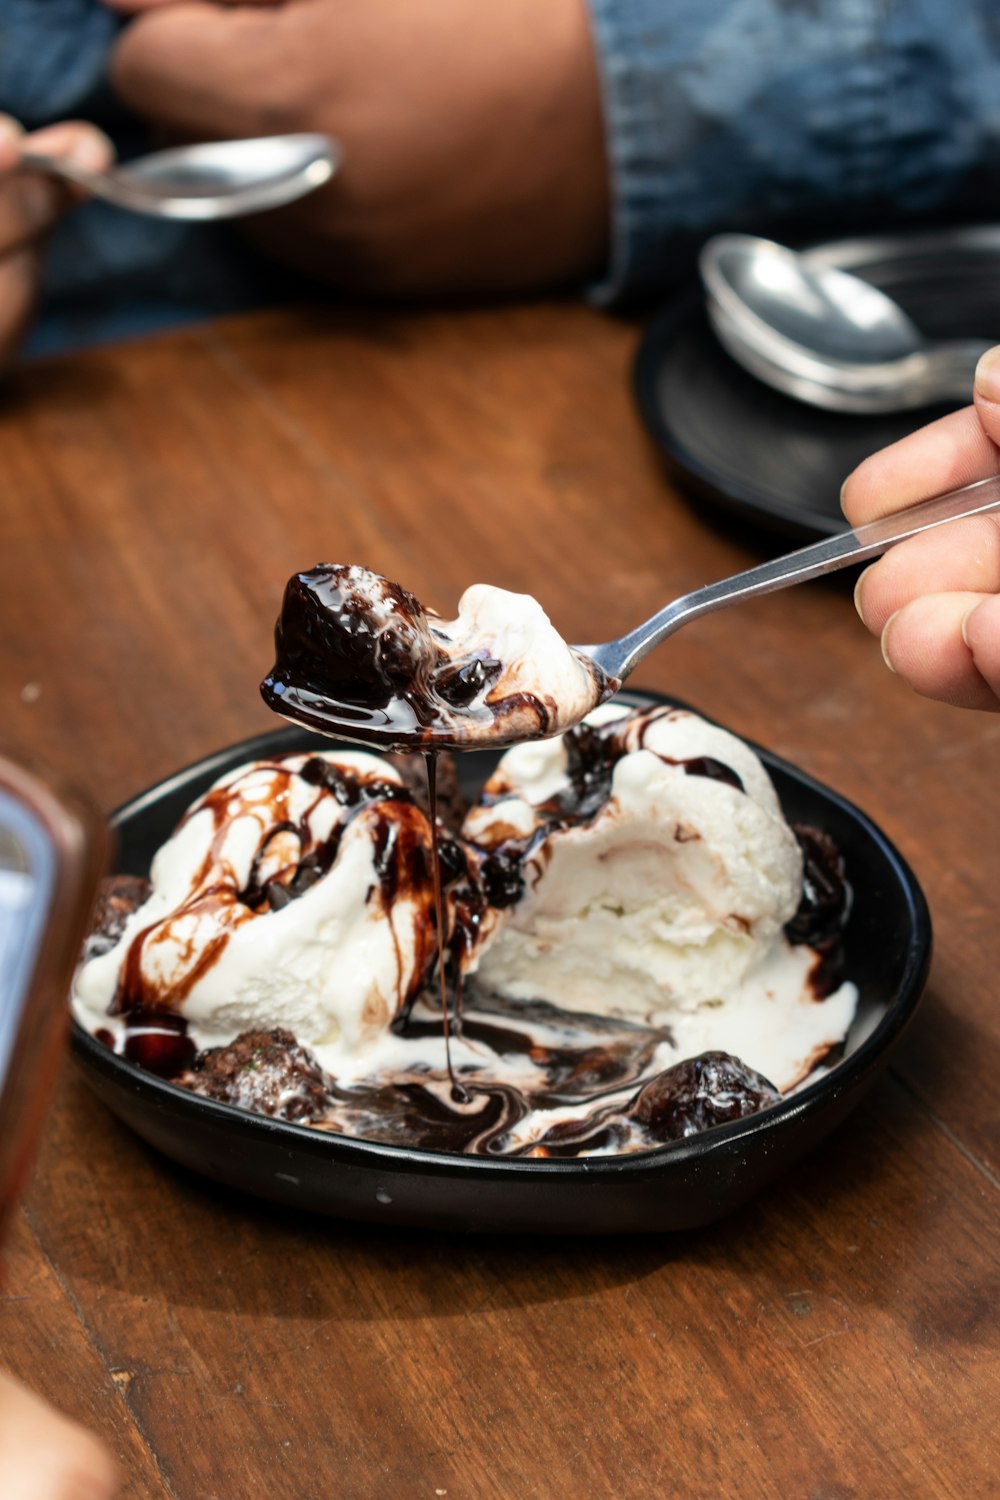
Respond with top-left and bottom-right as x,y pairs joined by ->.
853,565 -> 871,621
960,602 -> 978,649
67,127 -> 113,173
880,612 -> 899,674
0,114 -> 23,147
974,346 -> 1000,404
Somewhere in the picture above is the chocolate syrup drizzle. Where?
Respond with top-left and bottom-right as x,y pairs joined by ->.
424,750 -> 469,1102
111,755 -> 438,1070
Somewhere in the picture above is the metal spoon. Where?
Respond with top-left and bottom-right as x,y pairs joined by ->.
699,232 -> 992,413
265,476 -> 1000,753
583,473 -> 1000,686
20,133 -> 340,220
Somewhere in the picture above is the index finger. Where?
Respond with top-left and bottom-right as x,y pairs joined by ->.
841,348 -> 1000,527
841,404 -> 1000,528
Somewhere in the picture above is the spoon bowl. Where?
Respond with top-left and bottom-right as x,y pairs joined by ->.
20,133 -> 340,220
700,233 -> 992,412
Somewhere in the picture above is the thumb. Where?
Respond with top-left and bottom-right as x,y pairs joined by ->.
111,2 -> 280,138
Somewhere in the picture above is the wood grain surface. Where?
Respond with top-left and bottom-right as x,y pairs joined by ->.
1,303 -> 997,1499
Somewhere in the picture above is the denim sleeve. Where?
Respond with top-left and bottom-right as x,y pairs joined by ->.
0,0 -> 120,125
584,0 -> 1000,305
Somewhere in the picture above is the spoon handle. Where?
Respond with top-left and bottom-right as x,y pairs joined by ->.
606,473 -> 1000,679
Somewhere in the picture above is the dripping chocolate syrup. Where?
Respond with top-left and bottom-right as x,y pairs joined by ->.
424,749 -> 469,1103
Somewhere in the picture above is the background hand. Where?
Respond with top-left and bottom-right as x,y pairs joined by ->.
0,1369 -> 118,1500
0,116 -> 114,371
105,0 -> 609,297
842,350 -> 1000,710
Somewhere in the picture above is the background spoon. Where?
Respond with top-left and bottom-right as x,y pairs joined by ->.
700,232 -> 993,412
20,133 -> 340,220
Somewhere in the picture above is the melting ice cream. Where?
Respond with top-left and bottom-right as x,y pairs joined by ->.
73,704 -> 859,1157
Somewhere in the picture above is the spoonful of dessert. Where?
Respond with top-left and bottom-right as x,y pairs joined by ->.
262,474 -> 1000,752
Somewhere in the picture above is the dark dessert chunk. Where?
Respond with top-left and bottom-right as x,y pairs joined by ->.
478,847 -> 525,908
559,720 -> 616,821
785,824 -> 852,997
785,824 -> 851,947
123,1009 -> 197,1078
267,564 -> 434,711
433,653 -> 503,708
179,1028 -> 335,1123
628,1051 -> 781,1141
85,873 -> 152,957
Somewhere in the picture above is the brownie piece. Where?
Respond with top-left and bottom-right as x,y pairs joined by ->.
85,873 -> 152,957
628,1051 -> 781,1141
785,823 -> 851,947
179,1028 -> 335,1123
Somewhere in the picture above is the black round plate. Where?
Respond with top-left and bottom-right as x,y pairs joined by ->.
634,231 -> 1000,542
71,693 -> 931,1234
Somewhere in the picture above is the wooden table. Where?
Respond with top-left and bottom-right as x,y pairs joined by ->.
1,303 -> 997,1499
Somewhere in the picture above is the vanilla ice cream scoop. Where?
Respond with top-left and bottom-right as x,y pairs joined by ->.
463,705 -> 857,1090
73,751 -> 442,1061
465,705 -> 803,1013
260,564 -> 609,751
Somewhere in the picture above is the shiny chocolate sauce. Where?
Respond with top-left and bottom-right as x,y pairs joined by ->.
109,755 -> 439,1028
260,563 -> 609,751
173,1005 -> 783,1157
425,750 -> 469,1101
122,1009 -> 197,1077
784,824 -> 852,997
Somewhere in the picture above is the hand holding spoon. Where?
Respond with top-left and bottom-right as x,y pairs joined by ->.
264,475 -> 1000,752
21,134 -> 340,219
